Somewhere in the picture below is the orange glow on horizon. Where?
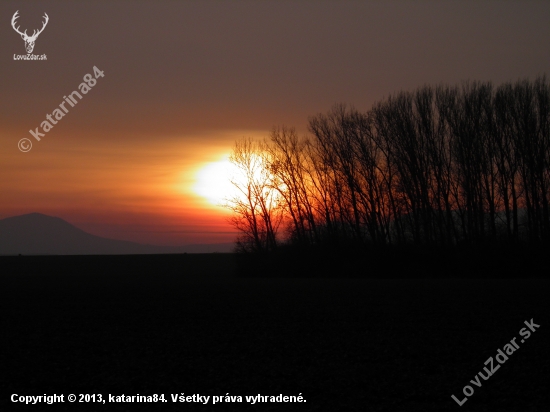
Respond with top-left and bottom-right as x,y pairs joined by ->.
0,129 -> 270,246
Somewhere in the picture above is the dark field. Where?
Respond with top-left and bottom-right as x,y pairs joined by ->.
1,254 -> 549,411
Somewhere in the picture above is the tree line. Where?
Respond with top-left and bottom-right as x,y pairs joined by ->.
224,76 -> 550,253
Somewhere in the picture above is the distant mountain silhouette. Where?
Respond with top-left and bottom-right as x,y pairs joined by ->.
0,213 -> 233,255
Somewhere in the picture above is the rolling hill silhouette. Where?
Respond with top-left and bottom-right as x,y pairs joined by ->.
0,213 -> 233,255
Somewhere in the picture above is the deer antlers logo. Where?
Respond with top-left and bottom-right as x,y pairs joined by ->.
11,10 -> 49,54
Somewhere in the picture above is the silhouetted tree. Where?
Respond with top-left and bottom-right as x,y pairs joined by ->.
227,76 -> 550,254
224,137 -> 283,252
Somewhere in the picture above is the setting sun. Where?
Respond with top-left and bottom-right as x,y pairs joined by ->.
194,155 -> 236,206
194,150 -> 271,208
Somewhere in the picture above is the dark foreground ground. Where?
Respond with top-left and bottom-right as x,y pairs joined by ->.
1,254 -> 549,411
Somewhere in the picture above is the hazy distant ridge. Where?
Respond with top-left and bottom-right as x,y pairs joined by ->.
0,213 -> 233,255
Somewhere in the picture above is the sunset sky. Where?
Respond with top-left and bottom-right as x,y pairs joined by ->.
1,0 -> 549,247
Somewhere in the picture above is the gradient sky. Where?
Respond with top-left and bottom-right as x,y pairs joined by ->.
1,0 -> 549,246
